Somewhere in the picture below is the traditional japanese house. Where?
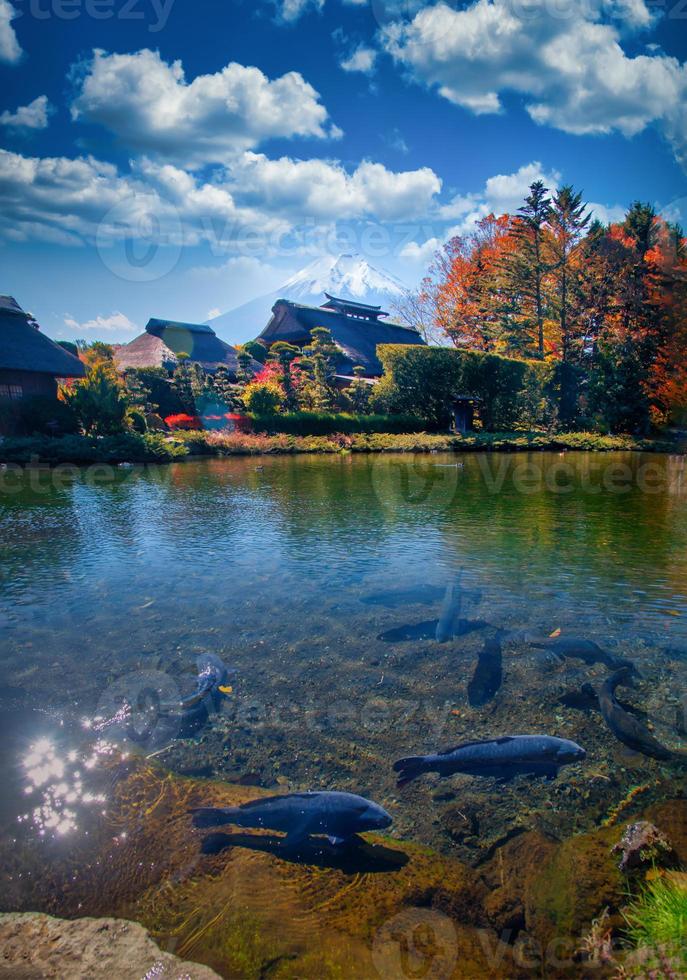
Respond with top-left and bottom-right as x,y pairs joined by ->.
0,295 -> 85,401
114,318 -> 259,376
257,293 -> 426,378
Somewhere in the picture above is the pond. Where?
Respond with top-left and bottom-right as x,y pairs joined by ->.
1,450 -> 686,974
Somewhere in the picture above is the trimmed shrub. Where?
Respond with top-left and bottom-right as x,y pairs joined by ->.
0,432 -> 186,465
249,411 -> 426,436
373,345 -> 563,431
124,367 -> 182,419
243,381 -> 284,416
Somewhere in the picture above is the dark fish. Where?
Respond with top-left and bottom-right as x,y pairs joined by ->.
436,576 -> 462,642
558,683 -> 647,719
175,653 -> 235,737
468,634 -> 503,707
181,653 -> 234,710
393,734 -> 586,787
530,636 -> 635,671
119,653 -> 235,743
361,584 -> 445,607
378,619 -> 488,643
192,790 -> 392,846
599,668 -> 675,761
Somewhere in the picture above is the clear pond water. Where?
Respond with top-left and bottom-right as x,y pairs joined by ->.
1,451 -> 686,960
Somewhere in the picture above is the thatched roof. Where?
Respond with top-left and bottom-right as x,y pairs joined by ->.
0,296 -> 85,378
258,297 -> 425,376
114,318 -> 259,377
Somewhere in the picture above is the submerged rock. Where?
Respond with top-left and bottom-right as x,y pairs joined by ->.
612,820 -> 675,872
0,912 -> 220,979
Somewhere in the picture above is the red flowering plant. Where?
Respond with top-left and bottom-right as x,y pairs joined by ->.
164,413 -> 203,430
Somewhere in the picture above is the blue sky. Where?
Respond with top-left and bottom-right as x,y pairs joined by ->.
1,0 -> 686,344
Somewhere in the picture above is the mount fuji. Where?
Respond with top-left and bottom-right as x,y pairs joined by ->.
207,253 -> 408,343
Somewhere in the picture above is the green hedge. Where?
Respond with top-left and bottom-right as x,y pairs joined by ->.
372,345 -> 570,431
249,411 -> 426,436
0,432 -> 186,465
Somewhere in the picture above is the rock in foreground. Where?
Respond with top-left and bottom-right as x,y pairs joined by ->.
0,912 -> 221,979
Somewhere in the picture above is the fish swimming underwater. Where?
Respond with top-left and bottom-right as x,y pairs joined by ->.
110,653 -> 235,745
192,790 -> 392,846
376,573 -> 484,643
530,636 -> 635,671
436,574 -> 463,642
598,668 -> 676,761
393,734 -> 586,787
468,634 -> 504,707
174,653 -> 235,737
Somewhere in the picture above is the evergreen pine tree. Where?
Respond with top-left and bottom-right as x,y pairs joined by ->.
504,180 -> 552,357
548,185 -> 592,363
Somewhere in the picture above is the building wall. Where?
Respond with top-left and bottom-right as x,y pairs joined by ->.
0,369 -> 58,401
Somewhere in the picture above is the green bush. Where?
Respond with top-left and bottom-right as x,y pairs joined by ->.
124,367 -> 181,418
249,411 -> 426,436
243,381 -> 283,416
63,364 -> 128,435
0,396 -> 78,437
373,345 -> 565,431
0,432 -> 186,465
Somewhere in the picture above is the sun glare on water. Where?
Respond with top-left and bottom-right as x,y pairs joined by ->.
18,736 -> 124,839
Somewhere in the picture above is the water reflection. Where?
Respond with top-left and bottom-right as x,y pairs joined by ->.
1,451 -> 686,869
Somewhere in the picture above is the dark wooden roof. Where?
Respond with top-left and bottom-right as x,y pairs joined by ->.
321,294 -> 388,319
114,317 -> 260,376
0,296 -> 85,378
257,299 -> 425,376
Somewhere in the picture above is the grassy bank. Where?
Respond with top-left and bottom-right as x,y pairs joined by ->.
0,429 -> 680,466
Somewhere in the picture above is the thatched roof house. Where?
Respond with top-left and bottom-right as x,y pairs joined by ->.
0,296 -> 85,401
257,293 -> 425,377
114,318 -> 259,376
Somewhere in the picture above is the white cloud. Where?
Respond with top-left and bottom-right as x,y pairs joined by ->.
229,152 -> 441,221
0,148 -> 287,248
340,45 -> 377,74
71,48 -> 338,168
438,161 -> 561,230
0,145 -> 441,251
207,307 -> 221,319
64,311 -> 137,333
0,95 -> 53,130
0,0 -> 21,64
382,0 -> 687,167
399,236 -> 441,264
276,0 -> 324,20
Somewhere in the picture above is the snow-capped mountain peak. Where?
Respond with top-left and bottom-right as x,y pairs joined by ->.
207,253 -> 407,343
280,253 -> 406,302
